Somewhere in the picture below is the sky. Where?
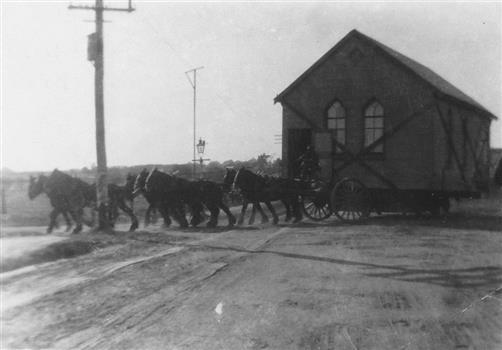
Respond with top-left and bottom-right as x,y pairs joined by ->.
1,1 -> 501,172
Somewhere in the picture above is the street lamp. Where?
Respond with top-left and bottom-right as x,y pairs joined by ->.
194,138 -> 210,178
196,138 -> 206,155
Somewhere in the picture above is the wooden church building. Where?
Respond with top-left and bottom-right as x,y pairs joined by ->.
275,29 -> 496,196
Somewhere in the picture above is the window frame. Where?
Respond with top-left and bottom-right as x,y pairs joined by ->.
363,99 -> 385,155
325,99 -> 347,154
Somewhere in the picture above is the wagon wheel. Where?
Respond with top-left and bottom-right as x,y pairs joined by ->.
301,180 -> 332,221
330,178 -> 370,222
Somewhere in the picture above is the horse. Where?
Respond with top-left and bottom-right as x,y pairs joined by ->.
124,173 -> 159,226
76,179 -> 138,232
132,169 -> 174,227
223,168 -> 272,225
31,170 -> 139,233
49,171 -> 139,232
31,169 -> 91,233
28,175 -> 75,233
145,169 -> 235,228
232,167 -> 303,224
106,182 -> 139,232
137,169 -> 202,228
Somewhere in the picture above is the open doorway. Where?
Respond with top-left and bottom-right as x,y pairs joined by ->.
287,129 -> 312,178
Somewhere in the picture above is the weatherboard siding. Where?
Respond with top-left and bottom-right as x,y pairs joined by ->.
432,100 -> 491,192
281,35 -> 436,189
278,30 -> 493,194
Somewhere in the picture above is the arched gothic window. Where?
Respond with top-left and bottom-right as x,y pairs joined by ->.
364,101 -> 384,153
327,100 -> 346,152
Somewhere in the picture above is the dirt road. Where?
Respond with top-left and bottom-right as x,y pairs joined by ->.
1,207 -> 501,349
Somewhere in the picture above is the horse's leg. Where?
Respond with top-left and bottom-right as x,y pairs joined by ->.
118,199 -> 139,232
179,206 -> 189,228
53,214 -> 60,229
108,200 -> 118,228
47,209 -> 58,233
74,194 -> 87,233
249,203 -> 257,225
190,202 -> 204,227
282,200 -> 292,222
264,201 -> 279,225
161,206 -> 172,227
70,207 -> 83,234
218,200 -> 236,227
151,207 -> 159,224
292,196 -> 303,223
153,203 -> 171,227
112,203 -> 119,226
206,203 -> 219,228
254,202 -> 269,224
90,206 -> 96,227
237,200 -> 249,225
144,205 -> 152,227
79,206 -> 94,229
173,203 -> 188,228
112,199 -> 120,227
145,204 -> 162,226
62,211 -> 73,232
156,204 -> 172,228
82,211 -> 94,228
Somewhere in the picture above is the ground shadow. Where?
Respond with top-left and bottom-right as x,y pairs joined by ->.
181,242 -> 502,289
231,210 -> 502,232
1,239 -> 112,273
360,213 -> 502,232
360,265 -> 502,289
181,225 -> 261,233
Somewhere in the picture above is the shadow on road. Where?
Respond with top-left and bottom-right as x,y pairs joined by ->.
271,213 -> 502,232
360,213 -> 502,232
1,239 -> 112,273
361,265 -> 502,289
181,242 -> 502,289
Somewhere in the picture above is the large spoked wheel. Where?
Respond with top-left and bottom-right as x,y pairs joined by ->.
302,192 -> 332,221
301,180 -> 332,221
331,178 -> 370,222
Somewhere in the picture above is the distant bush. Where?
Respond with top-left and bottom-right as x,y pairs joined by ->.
0,155 -> 281,226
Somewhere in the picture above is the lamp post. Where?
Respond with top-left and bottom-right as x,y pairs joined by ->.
185,66 -> 204,180
194,138 -> 210,178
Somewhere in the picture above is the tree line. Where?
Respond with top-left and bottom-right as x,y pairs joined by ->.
80,153 -> 282,184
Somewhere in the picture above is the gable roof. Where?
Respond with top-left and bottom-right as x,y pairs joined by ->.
274,29 -> 497,120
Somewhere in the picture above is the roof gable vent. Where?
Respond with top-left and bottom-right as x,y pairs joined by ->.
349,47 -> 364,65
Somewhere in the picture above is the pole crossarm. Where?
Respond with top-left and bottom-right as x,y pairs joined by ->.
193,158 -> 211,163
185,66 -> 204,88
185,66 -> 205,73
69,4 -> 135,12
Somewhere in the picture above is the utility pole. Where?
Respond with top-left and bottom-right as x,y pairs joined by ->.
185,66 -> 204,180
69,0 -> 134,229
